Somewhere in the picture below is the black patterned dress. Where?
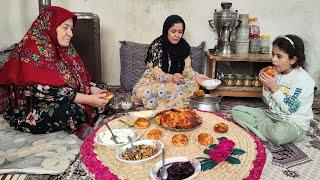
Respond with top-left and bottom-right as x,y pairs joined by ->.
5,84 -> 91,134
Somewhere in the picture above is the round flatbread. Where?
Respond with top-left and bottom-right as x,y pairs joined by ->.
172,134 -> 188,147
214,122 -> 228,133
147,129 -> 163,140
134,118 -> 150,128
198,133 -> 214,146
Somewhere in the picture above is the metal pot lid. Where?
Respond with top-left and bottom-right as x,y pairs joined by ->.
190,94 -> 222,103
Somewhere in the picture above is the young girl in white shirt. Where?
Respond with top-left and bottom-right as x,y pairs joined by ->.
232,34 -> 315,145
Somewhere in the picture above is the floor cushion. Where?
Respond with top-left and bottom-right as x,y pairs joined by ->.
0,115 -> 82,174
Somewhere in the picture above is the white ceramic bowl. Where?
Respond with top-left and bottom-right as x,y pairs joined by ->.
201,79 -> 221,90
128,110 -> 160,119
116,139 -> 163,165
94,128 -> 140,147
150,156 -> 201,180
120,102 -> 133,110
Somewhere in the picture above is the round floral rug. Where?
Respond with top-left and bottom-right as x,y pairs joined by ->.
80,111 -> 266,180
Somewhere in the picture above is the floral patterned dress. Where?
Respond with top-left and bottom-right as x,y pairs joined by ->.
131,39 -> 199,110
0,7 -> 96,136
4,84 -> 92,134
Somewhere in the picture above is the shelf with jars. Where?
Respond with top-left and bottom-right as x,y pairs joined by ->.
206,51 -> 272,97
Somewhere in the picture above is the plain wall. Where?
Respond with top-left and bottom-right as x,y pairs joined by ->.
1,0 -> 319,87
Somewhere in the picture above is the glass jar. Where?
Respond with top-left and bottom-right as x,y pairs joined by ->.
235,75 -> 244,86
235,40 -> 249,54
244,75 -> 253,87
260,34 -> 271,54
225,74 -> 235,86
249,36 -> 261,54
249,16 -> 260,38
236,14 -> 250,41
253,75 -> 262,87
249,16 -> 261,54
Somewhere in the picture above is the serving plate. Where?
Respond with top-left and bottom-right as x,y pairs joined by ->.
150,156 -> 201,180
94,128 -> 140,147
116,139 -> 163,165
154,109 -> 202,132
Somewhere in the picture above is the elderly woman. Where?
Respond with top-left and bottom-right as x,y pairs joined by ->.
131,15 -> 209,110
0,6 -> 111,139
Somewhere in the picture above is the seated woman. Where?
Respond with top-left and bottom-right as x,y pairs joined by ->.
0,6 -> 111,139
131,15 -> 209,110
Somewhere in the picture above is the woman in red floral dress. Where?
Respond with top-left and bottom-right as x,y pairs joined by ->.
0,6 -> 110,139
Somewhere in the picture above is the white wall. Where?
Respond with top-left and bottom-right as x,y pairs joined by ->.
1,0 -> 319,87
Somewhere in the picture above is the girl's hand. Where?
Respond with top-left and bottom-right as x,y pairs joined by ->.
90,86 -> 108,95
195,74 -> 211,84
259,71 -> 279,93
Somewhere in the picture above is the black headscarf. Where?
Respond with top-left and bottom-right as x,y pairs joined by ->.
146,15 -> 190,74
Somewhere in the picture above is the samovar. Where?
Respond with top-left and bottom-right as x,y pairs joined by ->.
209,2 -> 238,56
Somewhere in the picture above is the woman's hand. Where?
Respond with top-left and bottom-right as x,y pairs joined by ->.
195,74 -> 211,84
90,86 -> 108,95
89,94 -> 111,108
74,93 -> 110,108
171,73 -> 184,84
259,70 -> 279,93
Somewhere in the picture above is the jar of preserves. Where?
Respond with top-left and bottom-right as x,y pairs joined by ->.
225,74 -> 235,86
260,34 -> 271,54
253,75 -> 262,87
244,75 -> 253,87
235,75 -> 244,86
249,36 -> 261,54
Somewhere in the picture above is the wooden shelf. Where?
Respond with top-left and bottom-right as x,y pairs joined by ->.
206,51 -> 270,98
211,86 -> 262,97
206,51 -> 272,62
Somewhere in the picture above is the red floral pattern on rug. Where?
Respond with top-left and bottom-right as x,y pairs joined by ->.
81,117 -> 119,180
80,111 -> 266,180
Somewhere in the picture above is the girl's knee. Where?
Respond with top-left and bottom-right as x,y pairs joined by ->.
265,126 -> 296,145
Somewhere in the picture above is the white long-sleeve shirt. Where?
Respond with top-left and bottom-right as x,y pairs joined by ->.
263,67 -> 315,131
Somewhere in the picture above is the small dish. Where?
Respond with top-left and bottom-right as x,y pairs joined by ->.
128,110 -> 160,119
116,139 -> 163,165
200,79 -> 221,90
94,128 -> 140,147
208,48 -> 216,54
150,156 -> 201,180
121,102 -> 133,110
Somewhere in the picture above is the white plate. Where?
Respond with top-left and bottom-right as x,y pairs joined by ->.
94,128 -> 140,147
116,139 -> 163,165
200,79 -> 221,90
128,110 -> 160,119
150,156 -> 201,180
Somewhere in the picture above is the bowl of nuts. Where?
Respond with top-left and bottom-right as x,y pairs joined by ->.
116,139 -> 163,165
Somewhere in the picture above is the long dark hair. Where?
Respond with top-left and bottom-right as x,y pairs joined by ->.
272,34 -> 306,69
